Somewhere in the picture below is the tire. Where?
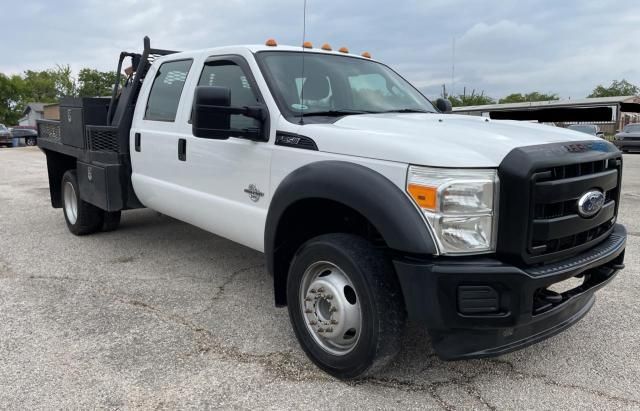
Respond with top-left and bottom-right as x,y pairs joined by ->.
287,233 -> 406,379
61,170 -> 104,235
102,211 -> 121,232
26,137 -> 37,146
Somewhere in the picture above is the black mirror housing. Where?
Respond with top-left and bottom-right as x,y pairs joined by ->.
435,98 -> 453,113
192,86 -> 267,140
193,86 -> 232,139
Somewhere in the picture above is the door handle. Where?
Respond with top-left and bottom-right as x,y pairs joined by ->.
178,138 -> 187,161
134,133 -> 141,152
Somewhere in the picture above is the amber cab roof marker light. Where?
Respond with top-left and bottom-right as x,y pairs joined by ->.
302,41 -> 313,49
265,38 -> 278,47
321,43 -> 332,51
361,51 -> 372,58
338,46 -> 349,53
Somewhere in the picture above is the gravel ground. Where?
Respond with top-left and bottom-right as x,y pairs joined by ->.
1,146 -> 639,409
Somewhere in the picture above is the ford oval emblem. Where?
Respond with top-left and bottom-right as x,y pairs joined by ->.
577,190 -> 605,218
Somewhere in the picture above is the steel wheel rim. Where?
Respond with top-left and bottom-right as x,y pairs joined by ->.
300,261 -> 362,356
63,181 -> 78,225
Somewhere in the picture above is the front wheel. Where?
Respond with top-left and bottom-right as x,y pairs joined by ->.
287,233 -> 406,379
61,170 -> 104,235
25,137 -> 37,146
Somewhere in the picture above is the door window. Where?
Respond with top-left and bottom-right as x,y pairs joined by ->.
145,59 -> 193,121
198,62 -> 260,130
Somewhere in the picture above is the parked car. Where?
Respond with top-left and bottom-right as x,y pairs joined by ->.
614,123 -> 640,152
36,36 -> 626,379
9,127 -> 38,146
0,124 -> 12,147
568,124 -> 605,138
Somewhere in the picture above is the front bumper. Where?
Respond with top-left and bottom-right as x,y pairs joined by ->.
394,224 -> 626,360
614,140 -> 640,151
0,135 -> 12,144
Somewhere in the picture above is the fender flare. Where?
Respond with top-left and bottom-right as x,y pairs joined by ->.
265,161 -> 437,303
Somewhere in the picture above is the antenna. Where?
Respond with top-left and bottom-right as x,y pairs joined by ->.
451,37 -> 456,99
299,0 -> 308,124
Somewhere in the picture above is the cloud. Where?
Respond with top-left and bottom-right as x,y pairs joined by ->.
0,0 -> 638,100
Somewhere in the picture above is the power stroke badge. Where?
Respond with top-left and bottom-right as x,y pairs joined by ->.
244,184 -> 264,202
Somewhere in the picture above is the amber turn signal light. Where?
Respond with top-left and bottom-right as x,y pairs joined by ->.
407,184 -> 437,210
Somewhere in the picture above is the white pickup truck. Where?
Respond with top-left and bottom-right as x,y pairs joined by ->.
37,37 -> 627,379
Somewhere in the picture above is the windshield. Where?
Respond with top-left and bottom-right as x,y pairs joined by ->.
624,124 -> 640,133
568,125 -> 596,135
0,124 -> 7,132
256,51 -> 436,119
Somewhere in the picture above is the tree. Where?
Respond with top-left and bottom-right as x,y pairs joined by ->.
447,89 -> 495,107
0,74 -> 24,125
588,79 -> 639,98
20,65 -> 75,103
77,68 -> 118,97
499,92 -> 559,104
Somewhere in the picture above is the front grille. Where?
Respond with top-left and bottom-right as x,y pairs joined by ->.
528,158 -> 621,259
86,126 -> 119,152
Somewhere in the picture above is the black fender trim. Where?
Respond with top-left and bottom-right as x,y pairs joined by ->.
265,161 -> 437,304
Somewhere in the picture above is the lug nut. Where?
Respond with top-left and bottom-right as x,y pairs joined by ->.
310,288 -> 316,293
330,319 -> 338,324
326,294 -> 333,300
304,297 -> 312,302
309,320 -> 317,325
318,328 -> 325,333
326,327 -> 333,332
305,309 -> 312,314
317,287 -> 325,293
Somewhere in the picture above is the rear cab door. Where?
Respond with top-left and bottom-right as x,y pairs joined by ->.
130,57 -> 194,206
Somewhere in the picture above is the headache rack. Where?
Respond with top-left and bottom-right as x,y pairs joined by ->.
106,36 -> 179,133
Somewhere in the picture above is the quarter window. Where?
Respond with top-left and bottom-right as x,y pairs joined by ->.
145,60 -> 193,122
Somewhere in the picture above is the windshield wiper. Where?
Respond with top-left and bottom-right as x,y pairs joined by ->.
300,109 -> 371,117
376,109 -> 432,114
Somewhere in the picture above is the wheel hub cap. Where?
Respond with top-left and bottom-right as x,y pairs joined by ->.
63,181 -> 78,225
300,262 -> 362,355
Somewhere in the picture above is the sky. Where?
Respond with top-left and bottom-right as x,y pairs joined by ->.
1,0 -> 639,100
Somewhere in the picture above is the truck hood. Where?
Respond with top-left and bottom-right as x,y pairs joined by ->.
300,113 -> 601,167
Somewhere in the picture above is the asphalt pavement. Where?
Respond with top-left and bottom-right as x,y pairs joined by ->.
1,147 -> 639,409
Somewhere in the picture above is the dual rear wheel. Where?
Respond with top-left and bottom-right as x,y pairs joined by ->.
61,170 -> 121,235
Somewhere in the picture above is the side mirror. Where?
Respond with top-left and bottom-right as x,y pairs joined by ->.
596,131 -> 605,138
192,86 -> 267,140
435,98 -> 452,113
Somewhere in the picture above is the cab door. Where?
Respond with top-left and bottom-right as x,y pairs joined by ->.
168,55 -> 273,251
131,58 -> 194,207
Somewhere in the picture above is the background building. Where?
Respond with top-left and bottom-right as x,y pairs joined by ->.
18,103 -> 46,127
453,96 -> 640,134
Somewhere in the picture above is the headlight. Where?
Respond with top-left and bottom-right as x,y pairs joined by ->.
407,166 -> 499,255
